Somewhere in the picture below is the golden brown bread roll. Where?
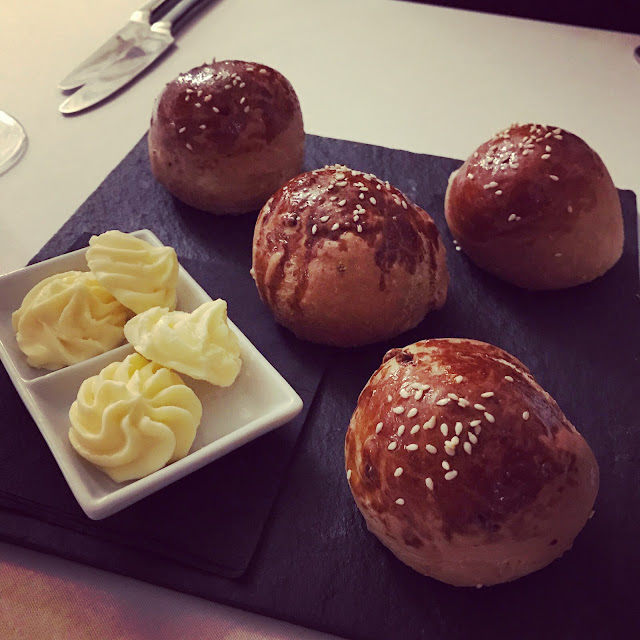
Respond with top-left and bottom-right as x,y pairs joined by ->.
149,60 -> 304,214
345,338 -> 599,586
251,164 -> 449,347
445,123 -> 623,289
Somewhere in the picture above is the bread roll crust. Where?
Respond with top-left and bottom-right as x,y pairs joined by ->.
345,338 -> 599,586
251,165 -> 449,346
149,60 -> 304,214
444,124 -> 623,289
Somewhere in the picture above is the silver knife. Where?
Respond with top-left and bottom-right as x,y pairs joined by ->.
58,0 -> 176,91
59,0 -> 212,115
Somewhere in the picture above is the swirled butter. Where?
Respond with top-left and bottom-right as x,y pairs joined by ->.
69,353 -> 203,482
124,300 -> 242,387
12,271 -> 131,370
86,230 -> 179,314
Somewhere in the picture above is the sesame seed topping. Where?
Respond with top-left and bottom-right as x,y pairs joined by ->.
407,408 -> 418,419
476,584 -> 483,589
246,66 -> 254,71
388,442 -> 397,451
442,460 -> 450,470
414,389 -> 424,401
550,174 -> 559,181
347,469 -> 352,480
185,143 -> 193,151
178,127 -> 186,133
185,95 -> 190,102
369,197 -> 377,205
508,214 -> 517,222
444,470 -> 458,480
397,425 -> 406,436
400,389 -> 410,399
468,432 -> 478,445
554,135 -> 563,140
505,375 -> 514,382
523,411 -> 530,420
552,128 -> 562,134
195,102 -> 201,108
541,154 -> 550,160
311,224 -> 318,235
448,393 -> 459,401
495,190 -> 503,196
394,467 -> 404,477
407,444 -> 419,452
395,498 -> 405,505
387,394 -> 393,402
445,446 -> 456,457
212,107 -> 220,113
224,84 -> 232,90
467,173 -> 474,180
336,181 -> 348,187
474,404 -> 486,411
240,97 -> 246,104
239,82 -> 246,88
331,223 -> 340,231
376,422 -> 383,433
392,406 -> 405,414
426,444 -> 437,454
319,215 -> 329,222
450,436 -> 460,446
426,477 -> 434,490
377,184 -> 382,190
463,442 -> 472,454
455,246 -> 462,252
458,398 -> 470,407
545,145 -> 552,152
185,89 -> 194,93
480,392 -> 494,398
455,422 -> 463,436
436,398 -> 450,406
357,224 -> 363,233
401,200 -> 407,209
199,124 -> 206,130
244,106 -> 250,113
440,423 -> 449,436
259,68 -> 268,74
359,193 -> 364,200
568,205 -> 573,213
410,425 -> 420,435
424,416 -> 436,430
338,199 -> 347,206
470,420 -> 481,427
475,425 -> 482,435
484,412 -> 495,423
455,375 -> 464,383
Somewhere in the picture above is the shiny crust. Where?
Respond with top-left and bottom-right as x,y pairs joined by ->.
345,338 -> 599,586
149,60 -> 304,214
251,165 -> 449,346
444,123 -> 623,289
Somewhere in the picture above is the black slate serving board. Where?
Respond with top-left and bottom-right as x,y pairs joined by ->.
1,134 -> 638,639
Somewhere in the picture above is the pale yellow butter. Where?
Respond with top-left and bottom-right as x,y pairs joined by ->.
124,300 -> 242,387
69,353 -> 202,482
86,230 -> 178,314
12,270 -> 130,370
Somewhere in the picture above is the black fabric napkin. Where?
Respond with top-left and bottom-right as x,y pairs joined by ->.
1,134 -> 638,639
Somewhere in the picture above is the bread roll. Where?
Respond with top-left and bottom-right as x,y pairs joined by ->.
149,60 -> 304,214
345,338 -> 599,586
251,164 -> 449,347
444,124 -> 623,289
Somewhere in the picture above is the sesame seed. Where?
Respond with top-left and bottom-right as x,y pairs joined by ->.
436,398 -> 450,406
426,444 -> 437,454
359,193 -> 364,200
392,406 -> 405,414
397,425 -> 406,436
550,175 -> 559,181
554,135 -> 563,140
444,470 -> 458,480
508,214 -> 517,222
395,498 -> 405,505
476,584 -> 483,589
224,84 -> 231,90
407,408 -> 418,419
470,420 -> 481,427
259,68 -> 268,74
440,423 -> 449,436
495,190 -> 503,196
185,95 -> 190,101
369,197 -> 377,205
474,404 -> 486,411
474,151 -> 479,157
311,224 -> 318,235
424,416 -> 436,430
240,97 -> 246,104
458,398 -> 470,407
545,132 -> 553,139
195,102 -> 201,108
484,412 -> 495,423
377,184 -> 382,190
244,106 -> 250,113
185,143 -> 193,151
426,477 -> 434,490
455,375 -> 464,383
394,467 -> 404,477
450,436 -> 460,446
400,389 -> 410,399
407,443 -> 419,451
199,124 -> 206,130
338,199 -> 347,206
468,433 -> 478,445
331,223 -> 340,231
523,411 -> 530,420
553,128 -> 562,134
347,469 -> 352,480
388,442 -> 397,451
357,224 -> 363,233
319,215 -> 329,223
545,145 -> 552,152
239,82 -> 246,88
401,200 -> 408,209
246,66 -> 254,71
178,126 -> 186,133
455,246 -> 462,252
414,389 -> 424,401
568,206 -> 573,213
505,375 -> 514,382
463,442 -> 472,454
376,422 -> 383,433
445,446 -> 456,457
410,425 -> 420,435
329,195 -> 337,201
387,394 -> 392,402
448,393 -> 459,401
475,425 -> 482,435
467,173 -> 474,180
480,392 -> 494,398
442,461 -> 450,470
455,422 -> 463,436
213,107 -> 220,113
185,89 -> 194,93
541,154 -> 550,160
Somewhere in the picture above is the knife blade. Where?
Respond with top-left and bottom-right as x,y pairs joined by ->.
59,0 -> 212,115
58,0 -> 175,91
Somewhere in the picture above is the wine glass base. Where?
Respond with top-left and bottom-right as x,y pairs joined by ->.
0,112 -> 28,176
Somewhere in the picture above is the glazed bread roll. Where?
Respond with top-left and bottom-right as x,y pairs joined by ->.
345,338 -> 599,587
251,164 -> 449,347
445,124 -> 623,289
149,60 -> 305,214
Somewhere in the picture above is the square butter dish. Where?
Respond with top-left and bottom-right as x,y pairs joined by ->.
0,229 -> 303,519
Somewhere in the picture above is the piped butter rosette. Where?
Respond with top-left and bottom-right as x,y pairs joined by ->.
12,271 -> 131,370
124,300 -> 242,387
69,353 -> 203,482
86,230 -> 179,314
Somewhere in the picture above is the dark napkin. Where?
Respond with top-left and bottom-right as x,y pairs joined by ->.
1,134 -> 639,639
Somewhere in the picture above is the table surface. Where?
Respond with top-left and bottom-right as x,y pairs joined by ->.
2,1 -> 639,638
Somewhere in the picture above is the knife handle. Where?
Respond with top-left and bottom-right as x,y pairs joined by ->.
154,0 -> 214,33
